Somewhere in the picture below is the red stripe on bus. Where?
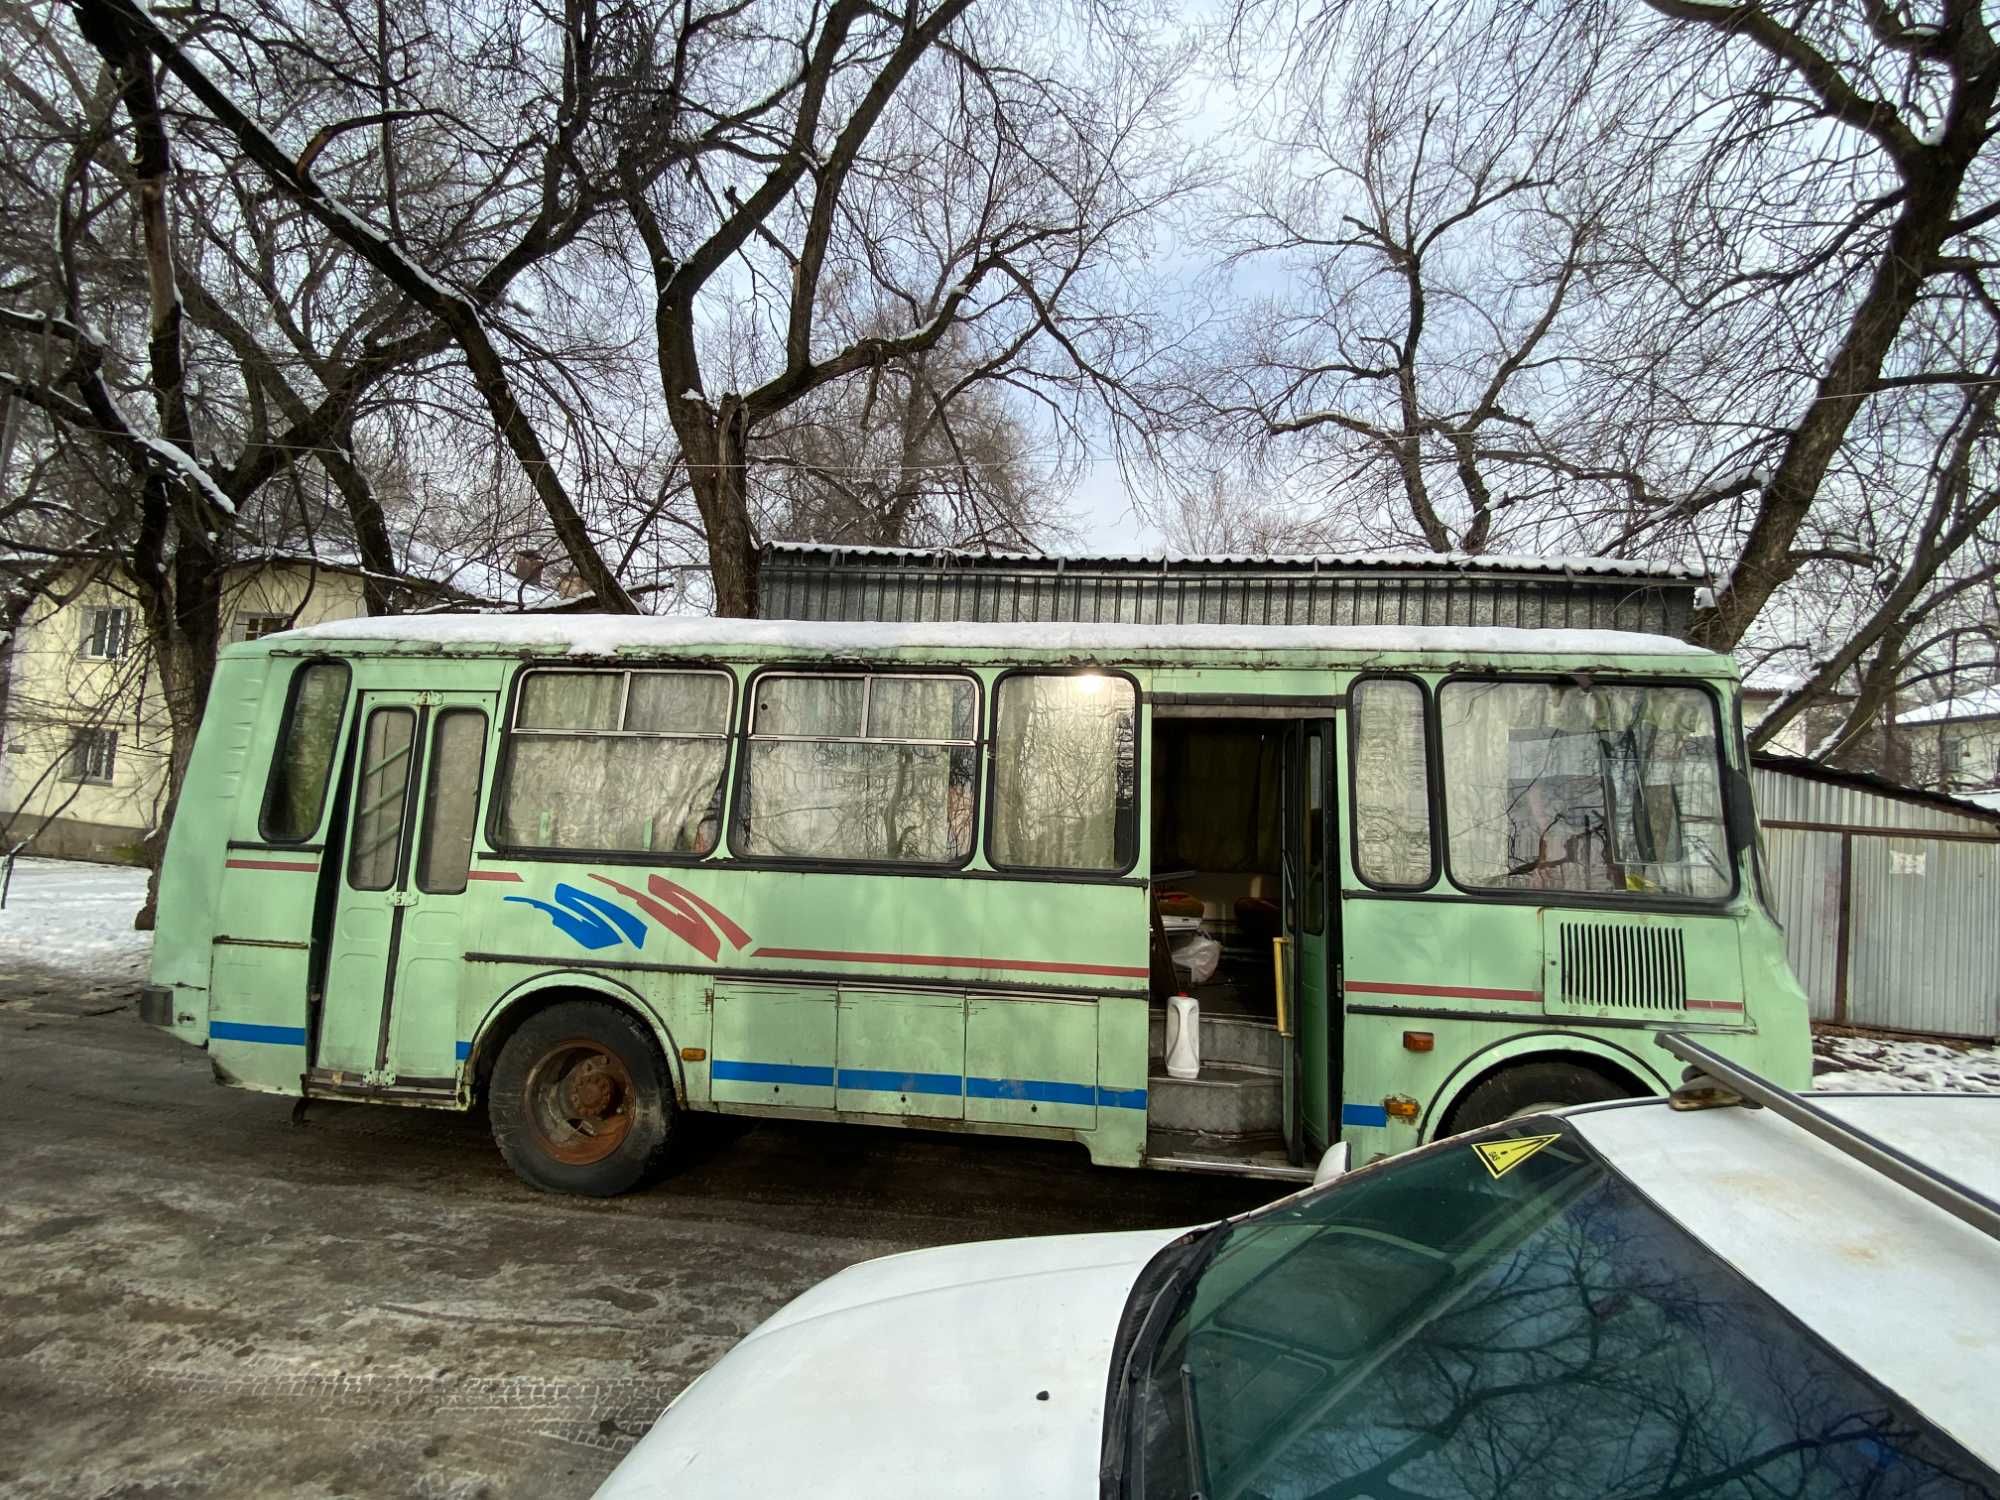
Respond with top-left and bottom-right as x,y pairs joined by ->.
751,946 -> 1150,980
1686,998 -> 1745,1011
467,869 -> 525,882
1344,980 -> 1541,1002
225,858 -> 320,873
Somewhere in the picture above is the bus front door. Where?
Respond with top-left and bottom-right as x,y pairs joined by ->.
1280,718 -> 1338,1160
316,691 -> 496,1091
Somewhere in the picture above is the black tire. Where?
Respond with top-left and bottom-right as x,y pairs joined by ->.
1446,1060 -> 1631,1136
489,1001 -> 674,1196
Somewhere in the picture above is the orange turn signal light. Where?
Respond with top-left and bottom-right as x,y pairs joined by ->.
1385,1095 -> 1421,1121
680,1046 -> 708,1062
1402,1031 -> 1434,1053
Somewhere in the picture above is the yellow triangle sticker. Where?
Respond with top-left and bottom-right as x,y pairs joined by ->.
1472,1133 -> 1561,1179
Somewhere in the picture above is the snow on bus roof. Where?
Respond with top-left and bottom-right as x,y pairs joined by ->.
274,614 -> 1716,660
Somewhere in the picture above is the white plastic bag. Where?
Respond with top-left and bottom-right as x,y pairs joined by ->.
1170,931 -> 1221,987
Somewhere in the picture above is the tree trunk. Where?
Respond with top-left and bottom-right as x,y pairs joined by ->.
671,395 -> 761,617
1690,79 -> 2000,650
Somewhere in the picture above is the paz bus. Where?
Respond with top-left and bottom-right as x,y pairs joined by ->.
139,615 -> 1812,1195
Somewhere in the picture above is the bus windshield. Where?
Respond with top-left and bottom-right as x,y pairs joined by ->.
1437,680 -> 1732,900
1124,1122 -> 1995,1499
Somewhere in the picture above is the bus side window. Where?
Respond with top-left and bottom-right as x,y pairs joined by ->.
495,668 -> 733,856
260,659 -> 351,843
417,709 -> 489,894
1350,677 -> 1435,889
735,672 -> 979,865
987,672 -> 1137,873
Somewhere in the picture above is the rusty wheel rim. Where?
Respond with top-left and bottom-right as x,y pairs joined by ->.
522,1038 -> 636,1165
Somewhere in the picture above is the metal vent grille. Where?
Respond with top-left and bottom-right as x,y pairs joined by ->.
1557,923 -> 1687,1011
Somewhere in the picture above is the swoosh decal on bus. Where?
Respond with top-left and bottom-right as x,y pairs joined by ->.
748,946 -> 1149,980
1344,980 -> 1541,1002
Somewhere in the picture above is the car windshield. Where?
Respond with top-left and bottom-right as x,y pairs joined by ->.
1125,1121 -> 1997,1499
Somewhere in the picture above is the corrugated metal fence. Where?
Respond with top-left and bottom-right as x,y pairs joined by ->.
1756,761 -> 2000,1039
762,548 -> 1700,638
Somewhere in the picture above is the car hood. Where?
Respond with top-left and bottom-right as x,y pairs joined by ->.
592,1226 -> 1188,1500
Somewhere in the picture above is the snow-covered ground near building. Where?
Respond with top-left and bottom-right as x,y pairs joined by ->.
1813,1031 -> 2000,1094
0,856 -> 150,981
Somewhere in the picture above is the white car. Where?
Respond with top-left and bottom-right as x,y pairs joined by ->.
596,1061 -> 1999,1499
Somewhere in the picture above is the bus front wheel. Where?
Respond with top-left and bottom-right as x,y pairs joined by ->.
1446,1060 -> 1630,1135
489,1001 -> 675,1196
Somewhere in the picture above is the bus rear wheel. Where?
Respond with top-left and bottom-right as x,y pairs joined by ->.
1447,1060 -> 1630,1135
489,1001 -> 674,1196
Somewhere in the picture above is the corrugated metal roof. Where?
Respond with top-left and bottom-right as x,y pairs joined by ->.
762,540 -> 1705,582
1897,684 -> 2000,725
1752,755 -> 2000,832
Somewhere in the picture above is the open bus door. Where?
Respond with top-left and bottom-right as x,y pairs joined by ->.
1278,718 -> 1338,1163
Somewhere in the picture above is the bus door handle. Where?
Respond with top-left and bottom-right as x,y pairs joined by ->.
1272,936 -> 1292,1038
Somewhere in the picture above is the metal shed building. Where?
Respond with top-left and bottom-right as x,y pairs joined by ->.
759,542 -> 1706,639
1755,755 -> 2000,1040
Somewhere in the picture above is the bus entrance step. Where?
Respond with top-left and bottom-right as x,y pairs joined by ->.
1147,1011 -> 1282,1071
1146,1062 -> 1283,1136
1144,1128 -> 1312,1182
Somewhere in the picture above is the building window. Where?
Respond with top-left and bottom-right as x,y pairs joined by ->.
497,668 -> 734,855
66,728 -> 118,784
988,672 -> 1137,872
80,606 -> 131,660
241,614 -> 291,641
735,672 -> 978,865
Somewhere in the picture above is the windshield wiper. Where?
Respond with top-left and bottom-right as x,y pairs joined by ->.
1102,1221 -> 1233,1497
1179,1362 -> 1208,1500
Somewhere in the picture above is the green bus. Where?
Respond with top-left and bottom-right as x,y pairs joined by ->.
140,616 -> 1811,1195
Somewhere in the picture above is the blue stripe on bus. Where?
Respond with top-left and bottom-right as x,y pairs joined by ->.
1341,1103 -> 1390,1128
966,1075 -> 1094,1107
455,1041 -> 472,1061
711,1060 -> 1148,1111
711,1060 -> 837,1087
210,1021 -> 308,1046
836,1068 -> 964,1096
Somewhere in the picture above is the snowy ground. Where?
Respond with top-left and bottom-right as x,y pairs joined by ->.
0,854 -> 151,981
1813,1030 -> 2000,1094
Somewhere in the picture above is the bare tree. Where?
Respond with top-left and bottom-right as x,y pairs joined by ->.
1749,377 -> 2000,765
1195,18 -> 1640,556
757,320 -> 1074,551
1626,1 -> 2000,652
1198,0 -> 2000,761
610,1 -> 1193,612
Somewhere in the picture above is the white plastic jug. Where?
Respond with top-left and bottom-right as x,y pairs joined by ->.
1165,993 -> 1201,1081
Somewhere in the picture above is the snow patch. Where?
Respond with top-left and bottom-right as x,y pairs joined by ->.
0,856 -> 150,983
1896,684 -> 2000,725
1813,1032 -> 2000,1095
274,614 -> 1716,660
